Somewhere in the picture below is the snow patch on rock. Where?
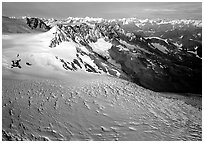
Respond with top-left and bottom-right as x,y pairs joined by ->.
89,38 -> 112,58
151,43 -> 169,54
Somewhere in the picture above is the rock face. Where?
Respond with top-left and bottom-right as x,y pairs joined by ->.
45,21 -> 201,94
11,59 -> 22,68
26,17 -> 50,31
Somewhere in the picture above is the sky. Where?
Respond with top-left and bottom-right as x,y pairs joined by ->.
2,2 -> 202,20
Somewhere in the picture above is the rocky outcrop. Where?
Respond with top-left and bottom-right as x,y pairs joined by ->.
11,59 -> 22,68
26,17 -> 50,31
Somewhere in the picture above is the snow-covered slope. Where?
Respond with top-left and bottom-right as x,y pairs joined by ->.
2,67 -> 202,141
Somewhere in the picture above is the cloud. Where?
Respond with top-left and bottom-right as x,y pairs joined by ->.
2,2 -> 202,20
144,8 -> 176,12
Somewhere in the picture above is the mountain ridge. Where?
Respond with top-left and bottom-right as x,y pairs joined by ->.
2,16 -> 202,94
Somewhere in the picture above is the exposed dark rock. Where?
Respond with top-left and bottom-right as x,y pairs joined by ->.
26,62 -> 32,66
26,17 -> 50,31
73,59 -> 82,69
60,59 -> 73,71
84,63 -> 97,73
71,63 -> 77,70
11,59 -> 22,68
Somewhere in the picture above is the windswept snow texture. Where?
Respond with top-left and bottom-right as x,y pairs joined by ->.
2,73 -> 202,141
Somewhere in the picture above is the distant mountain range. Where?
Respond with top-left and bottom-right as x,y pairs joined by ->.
2,16 -> 202,94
